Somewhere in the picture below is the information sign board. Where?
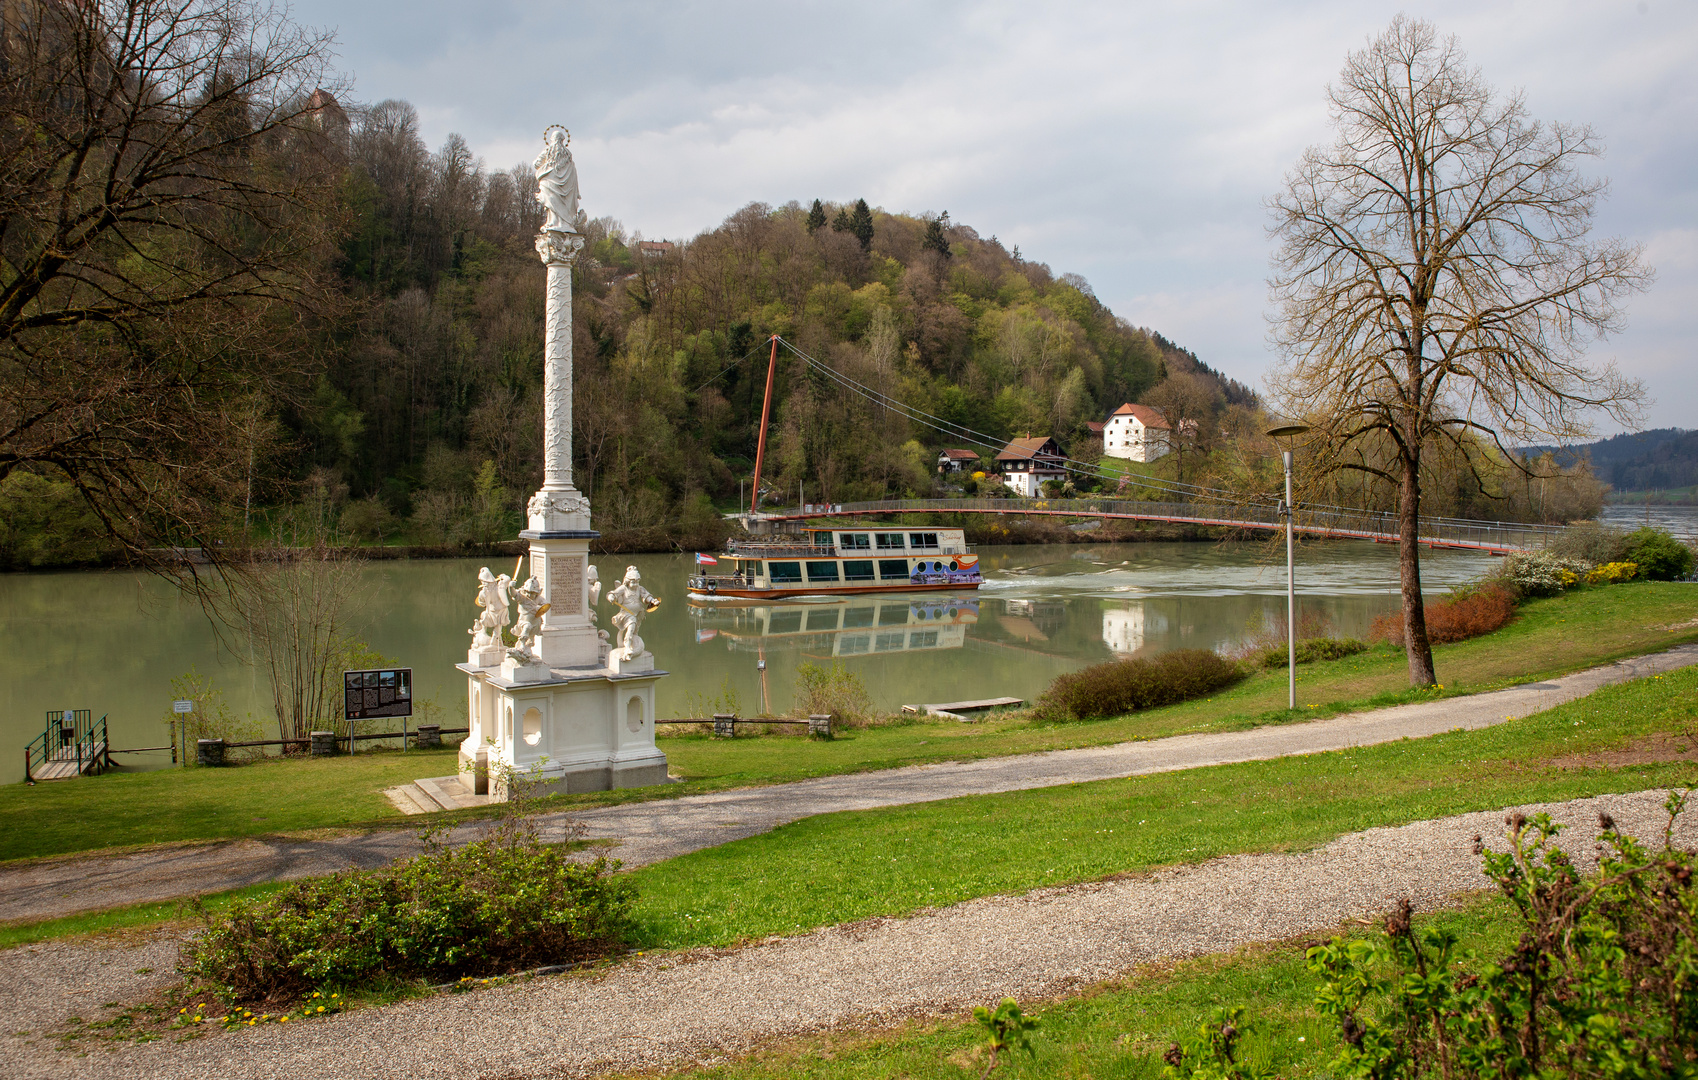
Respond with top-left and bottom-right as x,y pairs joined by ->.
343,668 -> 413,721
173,700 -> 194,714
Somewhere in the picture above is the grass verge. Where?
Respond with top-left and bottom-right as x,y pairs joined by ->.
621,897 -> 1522,1080
623,662 -> 1698,949
0,583 -> 1692,865
0,881 -> 290,951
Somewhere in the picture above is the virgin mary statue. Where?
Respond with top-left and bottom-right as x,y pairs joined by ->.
535,127 -> 580,234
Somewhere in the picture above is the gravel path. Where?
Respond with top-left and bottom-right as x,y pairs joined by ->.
2,642 -> 1694,924
1,789 -> 1689,1080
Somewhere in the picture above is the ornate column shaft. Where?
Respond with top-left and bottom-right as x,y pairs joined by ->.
539,232 -> 582,492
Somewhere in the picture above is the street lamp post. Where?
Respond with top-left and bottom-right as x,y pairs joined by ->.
1266,424 -> 1311,710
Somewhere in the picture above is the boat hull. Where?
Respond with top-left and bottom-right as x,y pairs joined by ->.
688,580 -> 981,602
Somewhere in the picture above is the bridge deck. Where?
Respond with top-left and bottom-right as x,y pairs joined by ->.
33,741 -> 107,781
750,498 -> 1560,555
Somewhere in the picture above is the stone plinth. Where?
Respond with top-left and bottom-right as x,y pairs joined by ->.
196,738 -> 225,767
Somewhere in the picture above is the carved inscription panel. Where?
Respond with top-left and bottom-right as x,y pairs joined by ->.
548,555 -> 584,616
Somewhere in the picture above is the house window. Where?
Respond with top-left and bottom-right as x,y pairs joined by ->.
769,561 -> 802,583
805,561 -> 840,582
843,560 -> 876,581
875,532 -> 905,550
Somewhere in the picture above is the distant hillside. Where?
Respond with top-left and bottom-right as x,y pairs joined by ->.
1521,428 -> 1698,493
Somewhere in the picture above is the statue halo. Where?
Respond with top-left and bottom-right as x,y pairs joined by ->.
542,124 -> 570,147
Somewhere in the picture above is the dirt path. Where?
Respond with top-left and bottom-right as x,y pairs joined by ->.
0,789 -> 1688,1079
2,643 -> 1693,925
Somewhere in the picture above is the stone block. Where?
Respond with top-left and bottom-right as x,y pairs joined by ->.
500,655 -> 551,684
712,714 -> 736,737
467,644 -> 505,669
808,713 -> 834,739
609,650 -> 654,675
196,738 -> 225,767
310,731 -> 337,757
413,724 -> 441,749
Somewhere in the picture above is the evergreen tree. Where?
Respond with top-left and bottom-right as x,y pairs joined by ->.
849,198 -> 874,251
922,211 -> 952,260
806,199 -> 827,233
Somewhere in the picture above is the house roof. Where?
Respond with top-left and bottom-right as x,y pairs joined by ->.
938,448 -> 980,460
1109,403 -> 1170,429
995,436 -> 1064,463
1084,420 -> 1105,433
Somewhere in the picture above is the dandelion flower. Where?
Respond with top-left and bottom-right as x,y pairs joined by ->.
317,1006 -> 325,1012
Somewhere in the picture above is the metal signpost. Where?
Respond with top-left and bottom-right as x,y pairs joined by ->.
172,699 -> 192,765
1266,425 -> 1311,710
343,668 -> 414,751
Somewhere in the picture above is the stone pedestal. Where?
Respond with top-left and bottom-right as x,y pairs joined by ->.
310,731 -> 337,757
468,644 -> 505,668
413,724 -> 442,749
196,738 -> 225,767
609,649 -> 653,675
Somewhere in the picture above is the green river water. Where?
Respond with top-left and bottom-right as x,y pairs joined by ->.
0,540 -> 1499,785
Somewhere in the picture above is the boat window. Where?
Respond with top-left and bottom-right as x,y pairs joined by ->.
812,532 -> 834,546
839,533 -> 870,549
909,630 -> 940,648
806,608 -> 840,631
843,560 -> 876,581
908,532 -> 939,549
949,561 -> 958,571
878,604 -> 910,626
768,610 -> 803,634
875,631 -> 906,651
877,559 -> 910,580
749,561 -> 763,578
805,561 -> 840,582
874,533 -> 905,550
769,561 -> 802,583
842,606 -> 875,628
839,634 -> 870,655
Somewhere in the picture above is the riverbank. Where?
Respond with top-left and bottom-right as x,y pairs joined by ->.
2,582 -> 1692,866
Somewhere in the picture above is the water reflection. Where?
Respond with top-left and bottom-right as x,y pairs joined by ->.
691,596 -> 979,658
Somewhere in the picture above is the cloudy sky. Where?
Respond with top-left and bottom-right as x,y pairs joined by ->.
288,1 -> 1696,434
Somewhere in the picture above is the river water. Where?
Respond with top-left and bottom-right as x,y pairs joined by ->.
1,539 -> 1515,785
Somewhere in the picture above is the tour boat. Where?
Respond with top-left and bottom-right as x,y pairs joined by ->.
687,527 -> 983,600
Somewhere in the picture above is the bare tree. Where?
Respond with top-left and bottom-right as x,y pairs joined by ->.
0,0 -> 344,584
1268,16 -> 1649,686
1144,372 -> 1220,489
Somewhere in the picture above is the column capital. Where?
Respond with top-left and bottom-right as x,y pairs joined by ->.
536,229 -> 586,265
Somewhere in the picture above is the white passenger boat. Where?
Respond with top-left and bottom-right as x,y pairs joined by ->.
687,527 -> 982,600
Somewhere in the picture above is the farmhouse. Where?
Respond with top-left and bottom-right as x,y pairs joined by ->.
1102,403 -> 1170,462
937,448 -> 981,474
995,436 -> 1068,497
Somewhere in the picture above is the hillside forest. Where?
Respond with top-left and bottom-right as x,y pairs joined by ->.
0,95 -> 1610,569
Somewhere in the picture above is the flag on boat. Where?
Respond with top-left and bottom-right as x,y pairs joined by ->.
695,552 -> 718,565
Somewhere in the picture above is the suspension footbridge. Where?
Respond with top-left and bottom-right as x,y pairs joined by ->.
746,498 -> 1561,554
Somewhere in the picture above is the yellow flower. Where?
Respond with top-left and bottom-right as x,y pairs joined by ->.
279,1015 -> 288,1023
317,1006 -> 324,1012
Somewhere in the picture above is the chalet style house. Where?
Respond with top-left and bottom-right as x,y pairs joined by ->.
995,436 -> 1068,497
1102,403 -> 1171,462
936,448 -> 981,474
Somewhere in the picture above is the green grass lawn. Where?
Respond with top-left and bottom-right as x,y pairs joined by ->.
0,583 -> 1691,866
632,898 -> 1522,1080
624,661 -> 1698,950
0,747 -> 464,863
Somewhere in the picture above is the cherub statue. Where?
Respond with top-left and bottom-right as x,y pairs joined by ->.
469,566 -> 511,647
534,126 -> 580,235
605,565 -> 660,660
506,575 -> 550,663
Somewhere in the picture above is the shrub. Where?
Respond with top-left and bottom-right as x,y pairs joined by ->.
1548,519 -> 1627,565
1034,649 -> 1246,721
1586,560 -> 1639,585
1500,549 -> 1591,597
179,826 -> 634,1004
1255,637 -> 1370,669
794,660 -> 874,726
1369,584 -> 1515,646
1622,526 -> 1695,581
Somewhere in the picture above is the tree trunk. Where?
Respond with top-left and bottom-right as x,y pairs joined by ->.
1398,448 -> 1437,685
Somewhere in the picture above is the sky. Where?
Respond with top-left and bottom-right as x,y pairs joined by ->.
287,1 -> 1697,435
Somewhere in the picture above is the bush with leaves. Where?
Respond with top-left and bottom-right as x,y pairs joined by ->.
1034,649 -> 1247,721
793,660 -> 874,726
1622,526 -> 1695,582
1303,795 -> 1696,1080
1371,583 -> 1517,646
1549,521 -> 1628,566
971,997 -> 1039,1078
1254,637 -> 1370,669
1163,1005 -> 1268,1080
1586,560 -> 1640,585
179,816 -> 634,1004
1501,550 -> 1591,598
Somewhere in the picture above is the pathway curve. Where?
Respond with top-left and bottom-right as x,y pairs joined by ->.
2,643 -> 1694,924
0,790 -> 1690,1079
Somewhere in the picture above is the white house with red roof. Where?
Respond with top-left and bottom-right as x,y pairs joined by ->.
1102,403 -> 1171,463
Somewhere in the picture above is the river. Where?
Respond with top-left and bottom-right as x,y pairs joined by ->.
1,538 -> 1522,785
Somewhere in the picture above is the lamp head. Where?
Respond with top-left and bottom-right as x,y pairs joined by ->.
1265,424 -> 1311,439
